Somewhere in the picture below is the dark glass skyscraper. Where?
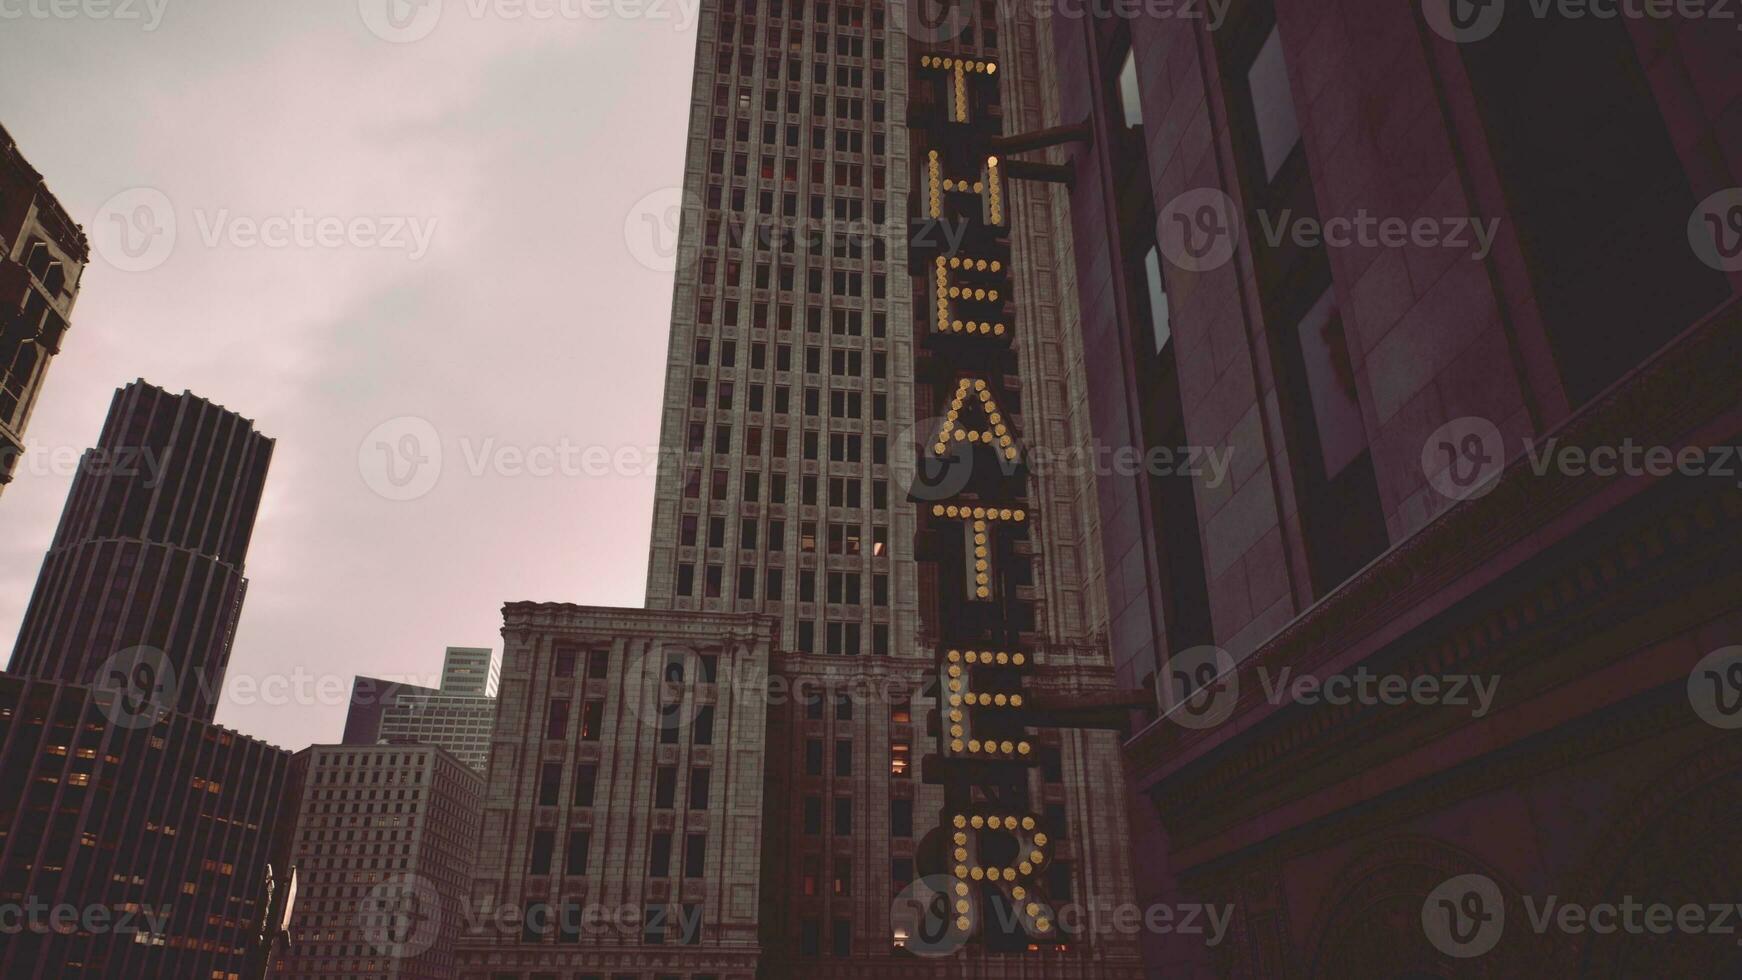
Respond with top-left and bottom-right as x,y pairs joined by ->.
9,379 -> 273,722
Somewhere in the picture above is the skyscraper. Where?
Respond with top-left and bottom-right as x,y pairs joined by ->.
278,743 -> 484,980
635,0 -> 1138,974
344,647 -> 501,773
0,122 -> 87,500
440,645 -> 499,697
0,377 -> 293,978
9,379 -> 273,721
460,4 -> 1143,977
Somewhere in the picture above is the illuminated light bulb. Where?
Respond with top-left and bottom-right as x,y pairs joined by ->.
1003,868 -> 1017,882
1034,833 -> 1048,847
970,867 -> 985,881
972,182 -> 984,193
1017,741 -> 1032,755
976,587 -> 990,598
990,260 -> 1002,271
1014,886 -> 1027,901
953,814 -> 967,828
956,883 -> 970,897
950,740 -> 965,752
948,709 -> 962,722
1010,695 -> 1023,708
1012,653 -> 1026,665
994,693 -> 1007,706
1030,851 -> 1045,865
999,740 -> 1014,754
932,504 -> 945,516
947,649 -> 961,662
956,900 -> 971,915
956,916 -> 971,931
954,848 -> 967,862
951,320 -> 965,332
967,739 -> 981,753
1023,817 -> 1037,831
1019,862 -> 1033,875
995,651 -> 1009,665
970,815 -> 985,829
994,324 -> 1007,336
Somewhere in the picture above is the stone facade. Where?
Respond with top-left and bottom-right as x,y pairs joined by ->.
0,122 -> 86,500
1045,0 -> 1742,974
456,604 -> 774,980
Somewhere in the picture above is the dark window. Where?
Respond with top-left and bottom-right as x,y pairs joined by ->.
650,832 -> 673,877
566,830 -> 590,876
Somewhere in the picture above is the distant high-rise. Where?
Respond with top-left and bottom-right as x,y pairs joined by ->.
0,122 -> 87,499
8,379 -> 273,721
343,647 -> 499,773
439,645 -> 498,697
278,743 -> 483,980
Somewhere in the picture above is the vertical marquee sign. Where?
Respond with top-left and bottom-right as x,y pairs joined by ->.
907,50 -> 1061,954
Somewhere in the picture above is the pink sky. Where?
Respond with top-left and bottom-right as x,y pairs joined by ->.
0,0 -> 699,749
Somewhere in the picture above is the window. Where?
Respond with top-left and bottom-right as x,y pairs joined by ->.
546,700 -> 570,740
650,832 -> 673,877
833,857 -> 852,895
656,767 -> 678,809
804,796 -> 823,835
1246,26 -> 1300,181
805,738 -> 824,776
581,700 -> 604,741
891,798 -> 912,838
644,906 -> 666,945
803,855 -> 820,895
890,740 -> 910,778
832,918 -> 851,957
694,705 -> 715,745
1141,246 -> 1170,353
685,834 -> 707,878
834,740 -> 852,776
553,647 -> 576,677
573,764 -> 597,807
834,692 -> 853,721
1116,49 -> 1142,128
530,830 -> 554,874
538,763 -> 561,807
566,830 -> 590,876
690,768 -> 712,809
833,797 -> 852,836
588,650 -> 609,679
800,918 -> 820,955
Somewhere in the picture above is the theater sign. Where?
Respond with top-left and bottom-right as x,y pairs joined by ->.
907,51 -> 1115,955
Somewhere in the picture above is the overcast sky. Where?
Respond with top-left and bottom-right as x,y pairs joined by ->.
0,0 -> 700,749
